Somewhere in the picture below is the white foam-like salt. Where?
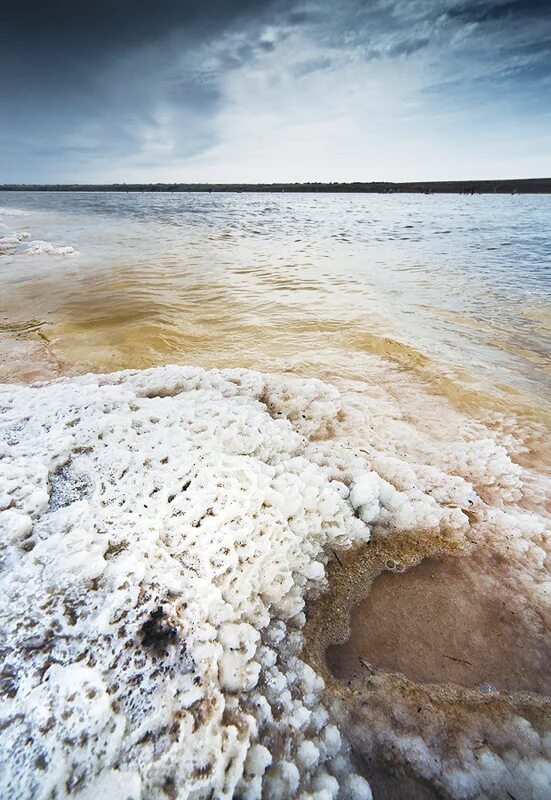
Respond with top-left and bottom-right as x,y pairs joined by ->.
0,364 -> 548,799
0,209 -> 78,257
0,366 -> 370,799
0,232 -> 31,253
26,240 -> 79,256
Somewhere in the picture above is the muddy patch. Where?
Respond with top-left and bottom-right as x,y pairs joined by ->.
327,554 -> 551,694
304,537 -> 551,800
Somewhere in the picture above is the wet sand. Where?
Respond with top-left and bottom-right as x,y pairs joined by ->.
327,554 -> 551,694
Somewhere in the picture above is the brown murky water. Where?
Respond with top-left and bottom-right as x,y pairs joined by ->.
1,193 -> 550,399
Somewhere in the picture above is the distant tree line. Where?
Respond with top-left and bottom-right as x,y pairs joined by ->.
1,179 -> 550,193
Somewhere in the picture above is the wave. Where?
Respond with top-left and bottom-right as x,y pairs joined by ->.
0,365 -> 549,799
0,207 -> 27,216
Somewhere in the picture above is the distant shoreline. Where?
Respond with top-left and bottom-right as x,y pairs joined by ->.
1,178 -> 551,194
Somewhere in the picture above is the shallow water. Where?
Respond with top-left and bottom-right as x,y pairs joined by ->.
1,192 -> 550,419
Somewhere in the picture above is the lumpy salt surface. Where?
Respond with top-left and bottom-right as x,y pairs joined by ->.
0,366 -> 376,800
0,365 -> 549,799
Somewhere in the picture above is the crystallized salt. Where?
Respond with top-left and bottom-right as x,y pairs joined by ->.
0,364 -> 548,799
26,239 -> 78,256
0,232 -> 30,252
0,366 -> 372,799
0,208 -> 77,257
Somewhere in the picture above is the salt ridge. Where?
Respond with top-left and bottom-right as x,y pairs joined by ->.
26,240 -> 79,257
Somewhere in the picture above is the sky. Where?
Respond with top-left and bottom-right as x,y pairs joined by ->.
1,0 -> 551,183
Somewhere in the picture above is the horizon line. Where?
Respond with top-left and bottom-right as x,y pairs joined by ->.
2,178 -> 551,194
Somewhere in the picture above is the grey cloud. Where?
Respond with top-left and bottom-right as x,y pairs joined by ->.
1,0 -> 551,181
291,56 -> 332,78
444,0 -> 551,24
287,9 -> 318,25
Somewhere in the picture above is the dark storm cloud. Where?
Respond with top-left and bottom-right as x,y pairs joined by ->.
0,0 -> 295,108
445,0 -> 551,24
0,0 -> 294,180
1,0 -> 550,181
0,0 -> 285,55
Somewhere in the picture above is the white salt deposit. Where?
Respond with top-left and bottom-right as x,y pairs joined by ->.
0,365 -> 549,799
0,232 -> 31,252
26,240 -> 79,256
0,366 -> 369,799
0,209 -> 77,256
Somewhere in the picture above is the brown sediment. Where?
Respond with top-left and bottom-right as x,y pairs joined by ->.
327,553 -> 551,694
0,323 -> 64,384
303,529 -> 467,679
346,333 -> 432,371
304,533 -> 551,799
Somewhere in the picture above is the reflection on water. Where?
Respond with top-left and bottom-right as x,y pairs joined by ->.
1,192 -> 549,429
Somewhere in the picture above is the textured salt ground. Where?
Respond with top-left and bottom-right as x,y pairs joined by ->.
0,365 -> 385,800
327,553 -> 551,694
1,364 -> 550,799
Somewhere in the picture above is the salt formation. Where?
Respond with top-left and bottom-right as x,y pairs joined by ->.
0,209 -> 77,256
0,231 -> 30,252
0,366 -> 373,799
0,234 -> 77,256
26,240 -> 78,256
0,365 -> 549,799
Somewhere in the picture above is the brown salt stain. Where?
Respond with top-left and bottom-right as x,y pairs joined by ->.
303,535 -> 551,800
327,553 -> 551,695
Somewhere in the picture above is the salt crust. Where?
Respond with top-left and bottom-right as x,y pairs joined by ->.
0,232 -> 30,252
0,211 -> 77,256
26,240 -> 79,257
0,235 -> 77,257
0,365 -> 548,799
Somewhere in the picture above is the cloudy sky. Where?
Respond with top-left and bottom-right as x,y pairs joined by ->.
1,0 -> 550,182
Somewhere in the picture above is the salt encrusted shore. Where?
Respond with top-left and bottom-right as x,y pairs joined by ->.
0,207 -> 78,256
0,365 -> 549,799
